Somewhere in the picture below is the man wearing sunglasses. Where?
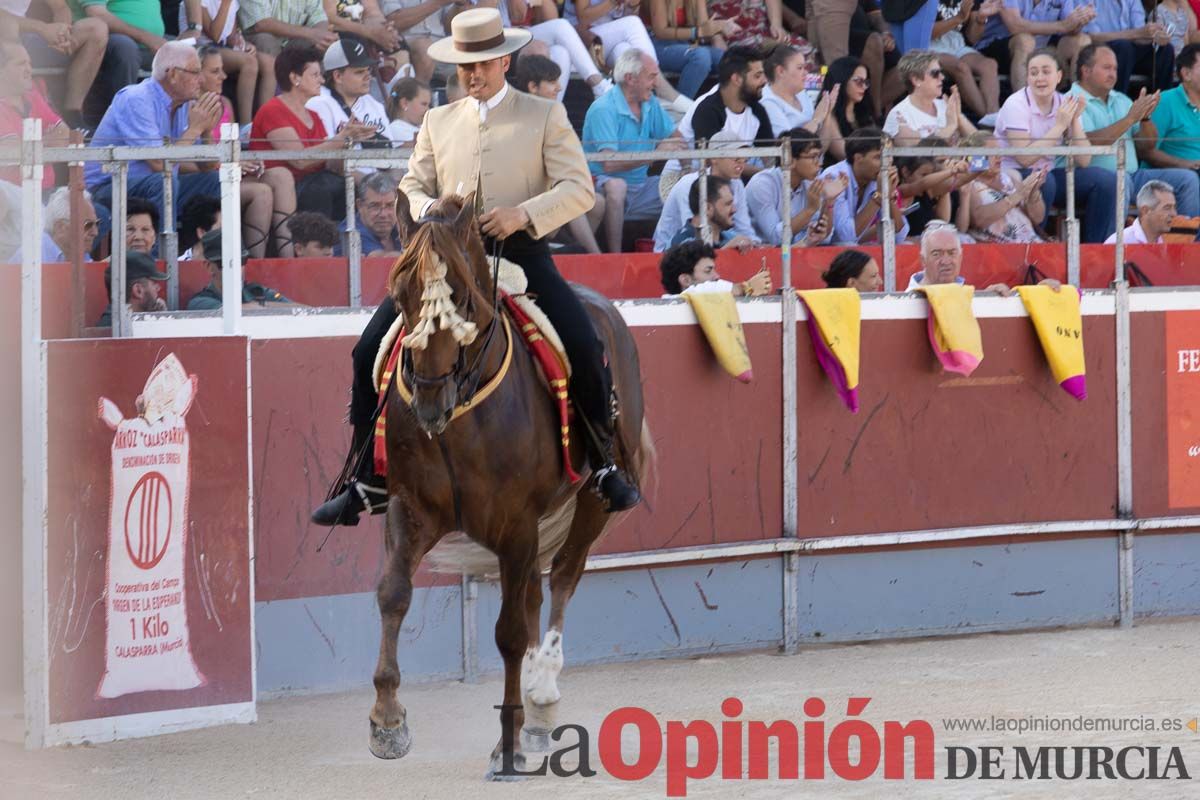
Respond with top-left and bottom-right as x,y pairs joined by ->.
16,187 -> 100,264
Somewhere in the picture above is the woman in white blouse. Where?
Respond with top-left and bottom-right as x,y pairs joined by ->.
759,43 -> 833,149
883,49 -> 975,145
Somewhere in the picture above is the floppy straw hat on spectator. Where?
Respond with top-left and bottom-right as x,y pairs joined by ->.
427,8 -> 532,65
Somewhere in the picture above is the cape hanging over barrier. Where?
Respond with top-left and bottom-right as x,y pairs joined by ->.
797,288 -> 862,412
681,290 -> 754,383
1015,285 -> 1088,400
916,283 -> 983,376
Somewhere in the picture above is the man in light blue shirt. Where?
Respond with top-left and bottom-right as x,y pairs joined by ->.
652,131 -> 756,252
975,0 -> 1092,90
85,41 -> 223,235
1076,0 -> 1174,95
582,48 -> 681,252
11,186 -> 99,264
745,128 -> 832,247
817,127 -> 908,246
1069,43 -> 1199,216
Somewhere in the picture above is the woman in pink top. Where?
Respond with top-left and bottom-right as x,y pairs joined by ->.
993,47 -> 1117,244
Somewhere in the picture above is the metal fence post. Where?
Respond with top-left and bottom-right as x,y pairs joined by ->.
111,162 -> 129,338
880,135 -> 896,292
163,161 -> 179,310
219,123 -> 243,334
461,575 -> 478,683
1065,156 -> 1079,287
1114,143 -> 1127,285
780,137 -> 800,654
345,168 -> 362,307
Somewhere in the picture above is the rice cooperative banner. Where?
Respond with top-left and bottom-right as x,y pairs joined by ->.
37,338 -> 254,744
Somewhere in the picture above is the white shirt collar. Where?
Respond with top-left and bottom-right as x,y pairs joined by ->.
468,82 -> 508,122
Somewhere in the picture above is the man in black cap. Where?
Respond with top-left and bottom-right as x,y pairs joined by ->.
187,228 -> 293,310
96,251 -> 167,327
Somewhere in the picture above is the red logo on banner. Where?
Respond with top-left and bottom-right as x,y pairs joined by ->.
1167,312 -> 1200,509
124,471 -> 172,570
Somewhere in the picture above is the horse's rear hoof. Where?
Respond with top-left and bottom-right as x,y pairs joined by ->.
484,751 -> 529,782
521,727 -> 552,752
369,719 -> 413,760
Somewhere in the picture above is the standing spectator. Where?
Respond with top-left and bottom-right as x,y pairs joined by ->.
972,0 -> 1093,91
288,209 -> 339,255
760,43 -> 835,143
820,56 -> 879,162
1,0 -> 106,129
14,187 -> 99,263
124,196 -> 158,254
669,175 -> 758,249
334,172 -> 404,256
0,42 -> 68,191
929,0 -> 1001,126
1143,44 -> 1200,175
745,128 -> 841,245
1078,0 -> 1174,95
647,0 -> 731,99
821,248 -> 882,289
1070,43 -> 1199,217
659,239 -> 772,294
654,130 -> 759,251
884,49 -> 976,143
385,76 -> 430,145
96,251 -> 167,327
818,126 -> 909,244
1105,179 -> 1175,243
188,1 -> 270,123
994,47 -> 1117,243
84,42 -> 224,229
1151,0 -> 1200,58
240,0 -> 339,57
249,42 -> 379,221
582,49 -> 681,252
957,130 -> 1046,243
882,0 -> 937,54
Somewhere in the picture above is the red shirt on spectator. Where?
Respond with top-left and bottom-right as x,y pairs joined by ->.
248,96 -> 328,180
0,89 -> 62,189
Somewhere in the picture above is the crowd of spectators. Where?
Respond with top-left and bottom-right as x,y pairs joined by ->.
6,0 -> 1200,317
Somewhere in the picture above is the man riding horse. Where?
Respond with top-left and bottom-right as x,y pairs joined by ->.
311,7 -> 642,526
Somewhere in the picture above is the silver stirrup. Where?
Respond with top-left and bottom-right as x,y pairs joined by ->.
354,481 -> 389,514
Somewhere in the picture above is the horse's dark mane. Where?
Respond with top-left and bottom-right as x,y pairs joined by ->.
387,195 -> 492,317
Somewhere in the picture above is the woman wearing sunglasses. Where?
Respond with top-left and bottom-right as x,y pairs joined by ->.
883,48 -> 976,144
820,55 -> 878,162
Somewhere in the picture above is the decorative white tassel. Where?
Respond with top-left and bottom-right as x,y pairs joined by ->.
402,256 -> 479,351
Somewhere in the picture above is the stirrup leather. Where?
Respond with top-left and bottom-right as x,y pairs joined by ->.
354,481 -> 389,515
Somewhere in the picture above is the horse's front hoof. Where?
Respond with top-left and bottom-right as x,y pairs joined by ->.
521,727 -> 552,752
369,719 -> 413,760
484,750 -> 529,782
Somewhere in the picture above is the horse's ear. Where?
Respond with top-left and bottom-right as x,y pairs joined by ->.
395,189 -> 418,246
455,192 -> 477,238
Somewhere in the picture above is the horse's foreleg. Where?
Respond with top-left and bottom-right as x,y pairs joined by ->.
485,538 -> 537,781
520,563 -> 556,751
368,498 -> 425,760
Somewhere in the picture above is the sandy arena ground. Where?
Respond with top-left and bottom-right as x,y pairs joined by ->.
3,618 -> 1199,799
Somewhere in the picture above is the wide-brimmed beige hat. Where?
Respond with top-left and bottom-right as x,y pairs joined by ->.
427,8 -> 532,65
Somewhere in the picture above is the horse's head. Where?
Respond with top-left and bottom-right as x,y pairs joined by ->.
389,191 -> 495,435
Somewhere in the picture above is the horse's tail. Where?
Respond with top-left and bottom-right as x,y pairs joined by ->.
426,419 -> 654,577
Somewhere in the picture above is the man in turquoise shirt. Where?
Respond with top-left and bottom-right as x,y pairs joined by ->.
1144,44 -> 1200,172
582,48 -> 682,253
1069,43 -> 1199,216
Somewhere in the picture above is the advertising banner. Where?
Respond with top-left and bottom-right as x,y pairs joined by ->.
1167,312 -> 1200,510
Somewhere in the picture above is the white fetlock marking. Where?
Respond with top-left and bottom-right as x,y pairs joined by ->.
520,648 -> 537,698
525,630 -> 564,707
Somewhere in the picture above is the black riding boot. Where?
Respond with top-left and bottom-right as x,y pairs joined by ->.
578,394 -> 642,513
310,423 -> 388,526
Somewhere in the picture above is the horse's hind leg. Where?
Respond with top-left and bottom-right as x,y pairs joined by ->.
485,531 -> 538,781
368,498 -> 431,759
520,562 -> 555,751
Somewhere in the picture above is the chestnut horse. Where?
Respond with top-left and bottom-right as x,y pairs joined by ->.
368,193 -> 650,779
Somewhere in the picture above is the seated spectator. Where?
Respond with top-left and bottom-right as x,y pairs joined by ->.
646,0 -> 729,99
744,127 -> 840,246
178,194 -> 221,259
760,43 -> 834,142
847,0 -> 905,121
84,42 -> 223,230
995,47 -> 1117,244
1141,45 -> 1200,179
74,0 -> 170,125
1070,43 -> 1199,218
907,220 -> 1035,292
506,2 -> 613,102
125,196 -> 159,254
659,238 -> 772,295
565,0 -> 692,112
582,49 -> 681,253
0,177 -> 18,262
96,251 -> 168,326
187,228 -> 293,309
654,130 -> 758,251
972,0 -> 1093,91
885,0 -> 938,54
1150,0 -> 1198,58
382,0 -> 452,82
929,0 -> 1000,126
189,6 -> 270,125
820,55 -> 879,163
896,151 -> 950,236
1,0 -> 106,128
821,247 -> 881,290
334,172 -> 403,257
307,37 -> 393,145
288,209 -> 339,256
708,0 -> 818,59
249,42 -> 379,222
0,41 -> 68,192
240,0 -> 338,57
1105,179 -> 1175,244
883,49 -> 976,144
13,187 -> 99,263
323,0 -> 403,54
818,126 -> 909,245
669,175 -> 758,249
385,77 -> 431,145
957,130 -> 1046,243
1078,0 -> 1174,96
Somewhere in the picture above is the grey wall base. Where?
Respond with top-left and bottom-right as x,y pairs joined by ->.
254,533 -> 1200,695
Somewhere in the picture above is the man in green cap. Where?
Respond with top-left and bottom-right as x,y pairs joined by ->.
96,251 -> 167,327
186,228 -> 293,310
